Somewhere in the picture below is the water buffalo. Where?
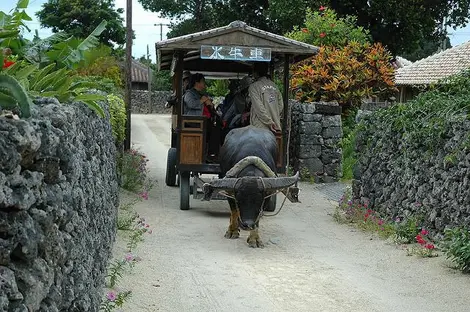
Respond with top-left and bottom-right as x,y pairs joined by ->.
203,125 -> 299,248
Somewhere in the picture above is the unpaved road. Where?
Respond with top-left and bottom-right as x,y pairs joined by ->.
118,114 -> 470,312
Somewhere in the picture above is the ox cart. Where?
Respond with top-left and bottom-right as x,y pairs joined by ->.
156,21 -> 318,211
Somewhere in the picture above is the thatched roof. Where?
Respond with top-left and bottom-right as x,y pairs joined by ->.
131,59 -> 150,83
395,41 -> 470,86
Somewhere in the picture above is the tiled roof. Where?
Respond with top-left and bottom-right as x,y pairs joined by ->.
395,41 -> 470,85
131,59 -> 150,83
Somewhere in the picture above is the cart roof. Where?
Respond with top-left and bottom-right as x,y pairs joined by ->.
155,21 -> 319,76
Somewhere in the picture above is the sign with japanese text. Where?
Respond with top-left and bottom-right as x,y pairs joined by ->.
200,45 -> 271,62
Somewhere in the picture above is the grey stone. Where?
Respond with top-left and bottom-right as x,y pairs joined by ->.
302,114 -> 323,122
298,145 -> 322,159
323,127 -> 342,138
299,121 -> 322,135
131,90 -> 172,114
299,158 -> 323,175
322,115 -> 342,128
352,112 -> 470,237
0,97 -> 118,311
299,135 -> 323,145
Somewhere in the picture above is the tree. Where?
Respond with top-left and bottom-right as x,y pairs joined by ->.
285,7 -> 371,48
139,0 -> 469,58
36,0 -> 126,46
326,0 -> 469,55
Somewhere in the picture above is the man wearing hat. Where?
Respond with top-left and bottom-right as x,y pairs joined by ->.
165,70 -> 192,108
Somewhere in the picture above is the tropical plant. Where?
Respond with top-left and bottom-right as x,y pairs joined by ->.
4,60 -> 106,117
290,42 -> 397,109
285,7 -> 371,48
0,72 -> 32,117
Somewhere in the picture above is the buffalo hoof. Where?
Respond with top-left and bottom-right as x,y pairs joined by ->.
247,236 -> 264,248
224,229 -> 240,239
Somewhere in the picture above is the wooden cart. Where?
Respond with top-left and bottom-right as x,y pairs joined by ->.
156,21 -> 318,210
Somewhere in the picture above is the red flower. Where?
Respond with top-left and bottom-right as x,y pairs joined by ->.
420,229 -> 429,236
301,28 -> 309,33
425,243 -> 435,250
3,59 -> 14,69
319,32 -> 326,38
416,234 -> 426,245
319,6 -> 326,11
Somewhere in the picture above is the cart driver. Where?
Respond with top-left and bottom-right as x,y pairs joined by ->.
248,62 -> 283,133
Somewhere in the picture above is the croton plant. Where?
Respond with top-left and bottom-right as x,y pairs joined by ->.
290,41 -> 398,108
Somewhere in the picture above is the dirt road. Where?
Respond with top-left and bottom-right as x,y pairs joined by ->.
119,114 -> 470,312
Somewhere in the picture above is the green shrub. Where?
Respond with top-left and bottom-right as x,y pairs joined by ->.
117,149 -> 150,193
107,94 -> 126,144
440,227 -> 470,273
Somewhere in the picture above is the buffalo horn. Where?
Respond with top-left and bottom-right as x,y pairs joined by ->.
204,178 -> 239,191
260,172 -> 300,191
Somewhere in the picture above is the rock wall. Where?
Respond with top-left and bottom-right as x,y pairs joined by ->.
289,101 -> 343,182
352,110 -> 470,235
131,90 -> 172,114
0,97 -> 118,311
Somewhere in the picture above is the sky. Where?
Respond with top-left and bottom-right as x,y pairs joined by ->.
1,0 -> 470,63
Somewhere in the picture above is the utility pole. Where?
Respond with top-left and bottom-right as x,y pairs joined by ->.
147,44 -> 152,113
154,23 -> 170,41
124,0 -> 133,151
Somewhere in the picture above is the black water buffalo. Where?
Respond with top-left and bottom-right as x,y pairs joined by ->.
203,125 -> 299,248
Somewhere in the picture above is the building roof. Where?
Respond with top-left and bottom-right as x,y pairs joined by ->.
131,59 -> 150,83
155,20 -> 319,73
395,40 -> 470,86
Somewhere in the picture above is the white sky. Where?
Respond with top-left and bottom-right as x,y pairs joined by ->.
1,0 -> 470,63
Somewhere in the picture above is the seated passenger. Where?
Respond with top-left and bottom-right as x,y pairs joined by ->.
221,76 -> 252,133
183,73 -> 222,161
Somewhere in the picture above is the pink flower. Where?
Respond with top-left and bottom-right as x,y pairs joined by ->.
319,32 -> 326,38
125,253 -> 134,261
421,229 -> 429,236
378,219 -> 384,226
106,291 -> 117,301
145,224 -> 150,228
319,5 -> 326,11
139,192 -> 149,200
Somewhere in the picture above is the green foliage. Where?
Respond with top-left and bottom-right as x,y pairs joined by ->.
5,60 -> 106,117
117,149 -> 151,193
206,79 -> 228,97
326,0 -> 470,55
285,7 -> 371,48
393,216 -> 420,244
152,69 -> 172,91
36,0 -> 126,46
0,72 -> 32,117
77,55 -> 124,89
107,94 -> 126,143
440,227 -> 470,273
371,70 -> 470,152
0,0 -> 31,54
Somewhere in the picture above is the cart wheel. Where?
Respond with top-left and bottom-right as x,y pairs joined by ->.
179,171 -> 190,210
264,194 -> 277,212
165,148 -> 177,187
